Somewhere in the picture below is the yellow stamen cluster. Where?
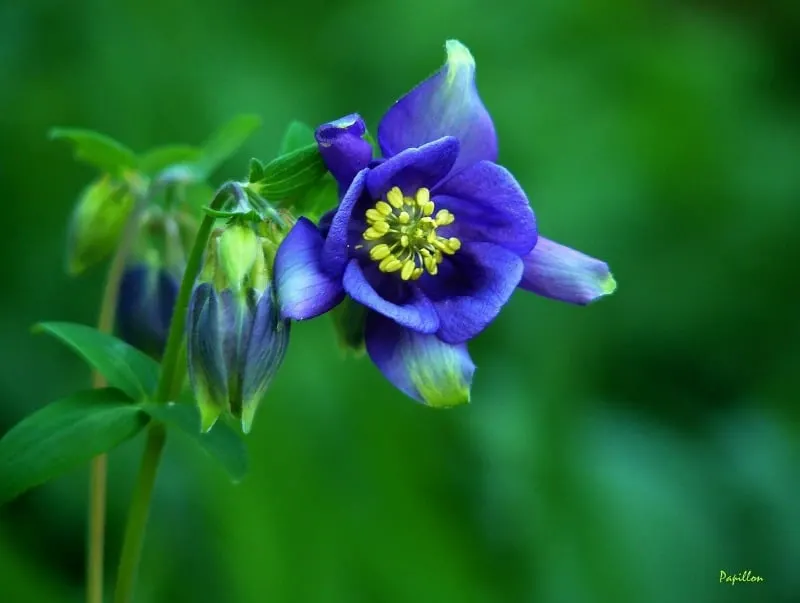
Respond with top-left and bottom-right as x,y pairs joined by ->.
361,186 -> 461,280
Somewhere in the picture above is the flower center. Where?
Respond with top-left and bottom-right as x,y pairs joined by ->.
361,186 -> 461,281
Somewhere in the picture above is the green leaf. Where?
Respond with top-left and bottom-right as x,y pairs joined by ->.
139,402 -> 248,482
49,128 -> 138,175
139,144 -> 202,176
248,158 -> 265,183
278,121 -> 315,155
194,115 -> 262,178
257,143 -> 327,199
288,173 -> 339,218
35,322 -> 160,401
0,388 -> 148,504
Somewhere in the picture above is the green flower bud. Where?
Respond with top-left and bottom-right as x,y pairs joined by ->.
217,223 -> 259,292
67,175 -> 134,275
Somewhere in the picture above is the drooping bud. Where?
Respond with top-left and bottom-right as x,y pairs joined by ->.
187,219 -> 290,433
115,209 -> 195,359
67,176 -> 135,274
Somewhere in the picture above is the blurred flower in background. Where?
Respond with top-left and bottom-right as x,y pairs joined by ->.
115,208 -> 196,360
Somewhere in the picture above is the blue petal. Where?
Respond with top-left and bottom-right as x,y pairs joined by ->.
342,260 -> 439,334
240,286 -> 291,433
377,40 -> 497,175
433,161 -> 537,256
421,242 -> 523,344
274,217 -> 345,320
317,209 -> 335,239
186,284 -> 228,431
315,114 -> 373,190
322,169 -> 368,276
365,312 -> 474,407
518,237 -> 617,305
366,137 -> 459,200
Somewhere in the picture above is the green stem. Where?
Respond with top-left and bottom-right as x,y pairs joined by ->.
87,192 -> 149,603
111,425 -> 166,603
111,182 -> 236,603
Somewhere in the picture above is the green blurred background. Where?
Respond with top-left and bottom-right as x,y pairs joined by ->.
2,0 -> 800,602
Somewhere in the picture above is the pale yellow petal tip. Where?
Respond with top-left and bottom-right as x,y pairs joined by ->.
601,273 -> 618,296
331,115 -> 359,129
198,403 -> 222,433
444,40 -> 475,83
240,401 -> 260,435
420,384 -> 471,409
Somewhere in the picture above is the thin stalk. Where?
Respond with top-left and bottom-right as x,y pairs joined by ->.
87,193 -> 148,603
112,182 -> 236,603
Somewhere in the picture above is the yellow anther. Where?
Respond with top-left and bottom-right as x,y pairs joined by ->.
364,186 -> 459,278
386,187 -> 404,208
375,201 -> 392,215
423,255 -> 438,274
369,244 -> 392,260
363,227 -> 384,240
380,257 -> 403,272
372,220 -> 390,234
435,209 -> 454,226
400,260 -> 416,281
440,242 -> 457,255
366,209 -> 383,223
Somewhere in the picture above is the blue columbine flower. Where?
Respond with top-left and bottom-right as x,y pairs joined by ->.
274,40 -> 616,407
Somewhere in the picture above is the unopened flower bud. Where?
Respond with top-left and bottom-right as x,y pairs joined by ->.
187,222 -> 290,433
67,176 -> 134,275
116,211 -> 193,359
116,264 -> 179,359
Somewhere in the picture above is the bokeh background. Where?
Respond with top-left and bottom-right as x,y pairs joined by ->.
2,0 -> 799,602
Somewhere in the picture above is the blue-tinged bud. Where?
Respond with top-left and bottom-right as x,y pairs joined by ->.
67,176 -> 135,275
115,210 -> 195,359
117,263 -> 179,359
187,222 -> 290,433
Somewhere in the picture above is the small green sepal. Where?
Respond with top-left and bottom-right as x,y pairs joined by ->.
248,158 -> 265,183
250,143 -> 327,200
217,223 -> 260,291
